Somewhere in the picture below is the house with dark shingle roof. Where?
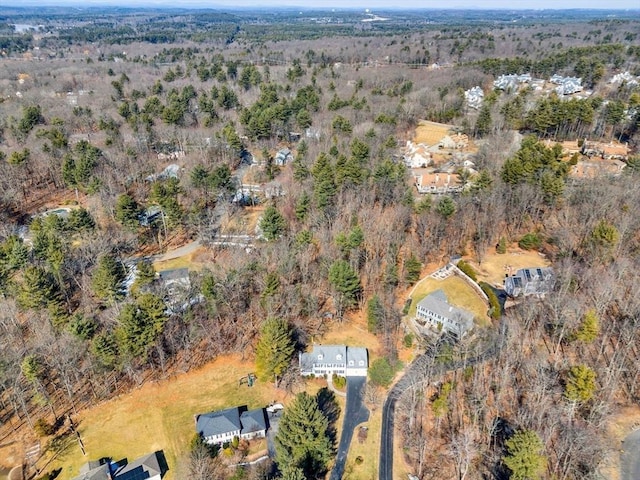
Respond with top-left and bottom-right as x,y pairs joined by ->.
196,406 -> 267,446
71,451 -> 168,480
415,290 -> 474,339
504,267 -> 554,298
114,451 -> 166,480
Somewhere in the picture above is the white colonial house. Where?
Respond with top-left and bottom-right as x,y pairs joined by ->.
299,345 -> 368,377
415,290 -> 475,339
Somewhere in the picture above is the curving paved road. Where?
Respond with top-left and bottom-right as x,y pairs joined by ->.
329,376 -> 369,480
379,316 -> 508,480
621,429 -> 640,480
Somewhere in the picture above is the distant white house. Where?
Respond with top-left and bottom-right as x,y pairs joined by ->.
464,86 -> 484,110
493,73 -> 532,91
299,345 -> 368,377
609,71 -> 639,87
415,290 -> 475,339
404,141 -> 432,168
549,75 -> 583,95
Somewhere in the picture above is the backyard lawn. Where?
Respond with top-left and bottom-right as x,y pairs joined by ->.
467,247 -> 551,286
407,274 -> 490,328
49,355 -> 284,480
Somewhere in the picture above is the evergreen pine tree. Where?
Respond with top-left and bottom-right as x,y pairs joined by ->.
255,318 -> 294,387
503,430 -> 546,480
565,364 -> 597,403
403,254 -> 422,285
328,260 -> 362,317
92,254 -> 126,302
275,392 -> 334,478
573,310 -> 599,343
260,205 -> 287,241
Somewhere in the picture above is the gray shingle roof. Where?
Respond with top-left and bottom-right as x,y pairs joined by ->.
346,347 -> 368,368
197,406 -> 267,438
115,452 -> 163,480
417,290 -> 474,328
196,407 -> 242,438
240,408 -> 267,434
71,463 -> 111,480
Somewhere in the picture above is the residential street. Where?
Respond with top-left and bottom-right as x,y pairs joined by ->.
329,376 -> 369,480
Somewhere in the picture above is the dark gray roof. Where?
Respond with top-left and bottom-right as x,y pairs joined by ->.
196,407 -> 242,438
240,408 -> 267,434
158,268 -> 189,282
115,452 -> 165,480
505,267 -> 554,296
72,463 -> 111,480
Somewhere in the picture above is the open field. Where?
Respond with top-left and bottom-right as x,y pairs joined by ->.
40,314 -> 383,480
49,355 -> 285,480
152,246 -> 211,272
407,274 -> 490,327
466,247 -> 551,286
414,120 -> 454,145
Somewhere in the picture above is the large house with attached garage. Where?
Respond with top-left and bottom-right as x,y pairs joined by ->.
504,267 -> 555,298
415,290 -> 475,339
299,345 -> 368,377
71,451 -> 168,480
195,405 -> 268,446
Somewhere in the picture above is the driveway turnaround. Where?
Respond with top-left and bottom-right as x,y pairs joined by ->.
329,376 -> 369,480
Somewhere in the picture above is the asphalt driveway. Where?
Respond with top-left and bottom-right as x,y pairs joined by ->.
329,376 -> 369,480
622,429 -> 640,480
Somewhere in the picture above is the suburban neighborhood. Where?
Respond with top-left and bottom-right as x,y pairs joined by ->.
0,6 -> 638,480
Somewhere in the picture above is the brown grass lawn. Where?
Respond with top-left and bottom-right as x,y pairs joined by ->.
220,205 -> 265,235
466,246 -> 551,287
152,246 -> 210,272
408,274 -> 490,328
414,120 -> 453,145
51,355 -> 286,480
46,315 -> 384,480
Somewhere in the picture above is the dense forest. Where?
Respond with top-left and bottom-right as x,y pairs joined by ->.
0,6 -> 639,480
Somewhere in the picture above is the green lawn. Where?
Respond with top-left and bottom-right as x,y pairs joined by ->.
408,274 -> 490,328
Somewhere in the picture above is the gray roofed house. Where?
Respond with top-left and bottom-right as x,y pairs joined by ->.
157,268 -> 190,290
504,267 -> 554,298
71,461 -> 112,480
299,345 -> 368,377
415,290 -> 475,339
196,406 -> 267,446
274,148 -> 293,166
114,451 -> 166,480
